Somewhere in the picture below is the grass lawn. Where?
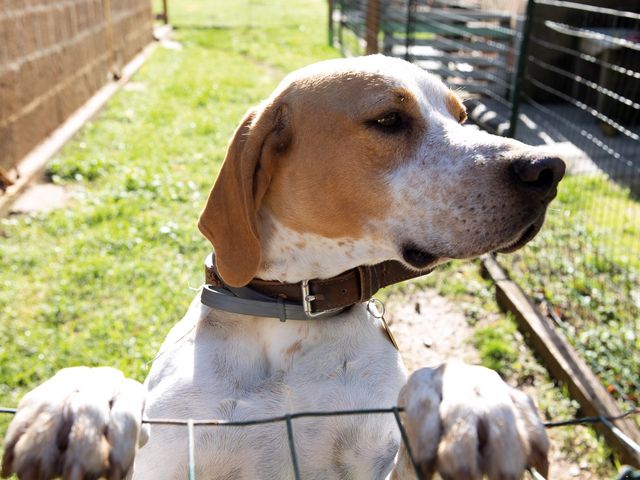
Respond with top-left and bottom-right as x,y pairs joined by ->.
498,173 -> 640,405
0,0 -> 336,427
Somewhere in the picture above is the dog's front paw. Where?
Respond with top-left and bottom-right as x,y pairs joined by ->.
399,362 -> 548,480
2,367 -> 146,480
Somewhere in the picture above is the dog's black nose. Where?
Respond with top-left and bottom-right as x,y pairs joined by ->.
510,156 -> 565,195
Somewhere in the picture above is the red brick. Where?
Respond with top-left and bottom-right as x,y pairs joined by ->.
0,66 -> 19,122
16,61 -> 35,110
20,11 -> 39,56
1,0 -> 152,170
31,53 -> 54,104
13,93 -> 58,160
0,19 -> 10,64
0,123 -> 16,171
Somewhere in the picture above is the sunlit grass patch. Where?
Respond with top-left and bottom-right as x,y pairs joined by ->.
0,0 -> 337,433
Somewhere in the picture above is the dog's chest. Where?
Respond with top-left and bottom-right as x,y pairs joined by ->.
135,301 -> 407,479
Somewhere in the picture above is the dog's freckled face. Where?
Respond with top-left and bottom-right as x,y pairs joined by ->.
199,55 -> 564,286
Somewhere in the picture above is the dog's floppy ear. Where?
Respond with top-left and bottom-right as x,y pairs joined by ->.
198,102 -> 292,287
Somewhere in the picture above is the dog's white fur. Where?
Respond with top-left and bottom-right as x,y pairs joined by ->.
3,56 -> 561,480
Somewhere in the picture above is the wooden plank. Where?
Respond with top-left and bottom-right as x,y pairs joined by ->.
411,54 -> 502,66
429,0 -> 481,9
414,8 -> 513,23
392,38 -> 508,53
379,21 -> 511,38
421,67 -> 500,81
426,10 -> 512,23
409,16 -> 513,38
482,255 -> 640,467
162,0 -> 169,24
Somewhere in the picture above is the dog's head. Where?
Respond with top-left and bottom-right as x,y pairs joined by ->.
199,55 -> 564,287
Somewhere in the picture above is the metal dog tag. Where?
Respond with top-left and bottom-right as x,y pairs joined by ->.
367,299 -> 399,351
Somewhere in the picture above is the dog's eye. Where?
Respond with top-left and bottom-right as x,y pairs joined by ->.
377,112 -> 402,128
370,112 -> 405,132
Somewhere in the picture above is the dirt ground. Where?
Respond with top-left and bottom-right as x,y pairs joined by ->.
385,289 -> 607,480
8,182 -> 70,215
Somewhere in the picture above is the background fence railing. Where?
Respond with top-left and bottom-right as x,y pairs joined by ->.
331,0 -> 639,419
334,0 -> 524,133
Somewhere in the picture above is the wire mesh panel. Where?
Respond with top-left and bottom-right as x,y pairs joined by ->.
331,0 -> 523,133
332,0 -> 640,413
335,0 -> 412,56
500,0 -> 640,411
0,407 -> 638,479
406,1 -> 516,102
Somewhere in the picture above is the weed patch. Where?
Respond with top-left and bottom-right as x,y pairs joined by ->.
472,319 -> 518,377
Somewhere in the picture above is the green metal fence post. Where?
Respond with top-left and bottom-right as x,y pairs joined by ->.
162,0 -> 169,24
507,0 -> 536,138
338,0 -> 345,54
328,0 -> 335,46
404,0 -> 416,62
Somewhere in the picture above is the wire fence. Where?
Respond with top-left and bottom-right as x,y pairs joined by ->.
333,0 -> 522,133
500,0 -> 640,415
331,0 -> 639,415
1,406 -> 638,479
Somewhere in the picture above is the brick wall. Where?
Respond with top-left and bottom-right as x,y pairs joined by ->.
0,0 -> 152,171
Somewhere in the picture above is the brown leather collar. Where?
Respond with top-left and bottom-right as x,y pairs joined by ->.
204,253 -> 434,316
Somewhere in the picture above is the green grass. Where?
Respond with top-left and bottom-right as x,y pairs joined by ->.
0,0 -> 336,430
153,0 -> 331,30
498,173 -> 640,405
472,318 -> 518,377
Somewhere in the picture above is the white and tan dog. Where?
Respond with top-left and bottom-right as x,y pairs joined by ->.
2,55 -> 564,480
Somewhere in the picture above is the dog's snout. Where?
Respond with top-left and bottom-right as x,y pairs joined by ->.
510,156 -> 565,195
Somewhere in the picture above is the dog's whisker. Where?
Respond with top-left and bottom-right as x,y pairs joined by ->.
188,282 -> 205,292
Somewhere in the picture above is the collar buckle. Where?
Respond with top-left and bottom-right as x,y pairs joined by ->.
301,280 -> 324,318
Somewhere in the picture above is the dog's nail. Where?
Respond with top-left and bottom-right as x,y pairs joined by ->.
1,450 -> 15,477
109,465 -> 123,480
18,464 -> 41,480
65,463 -> 85,480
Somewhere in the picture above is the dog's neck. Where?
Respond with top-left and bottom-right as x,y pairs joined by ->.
256,209 -> 396,283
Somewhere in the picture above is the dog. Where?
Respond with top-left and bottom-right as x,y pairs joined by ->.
2,55 -> 564,480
